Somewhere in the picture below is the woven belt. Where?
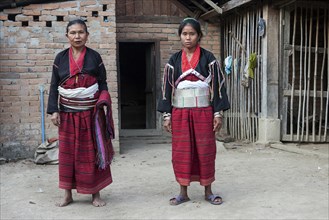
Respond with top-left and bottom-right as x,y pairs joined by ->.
172,87 -> 210,108
59,96 -> 97,111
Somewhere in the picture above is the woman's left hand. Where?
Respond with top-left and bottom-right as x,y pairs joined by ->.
213,117 -> 223,132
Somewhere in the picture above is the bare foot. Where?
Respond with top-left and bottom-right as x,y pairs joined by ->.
56,190 -> 73,207
92,192 -> 106,207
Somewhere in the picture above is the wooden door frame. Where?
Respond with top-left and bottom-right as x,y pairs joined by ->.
117,39 -> 163,136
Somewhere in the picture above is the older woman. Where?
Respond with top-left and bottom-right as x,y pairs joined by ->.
47,19 -> 114,207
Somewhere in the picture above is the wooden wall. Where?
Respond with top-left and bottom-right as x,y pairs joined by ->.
116,0 -> 186,23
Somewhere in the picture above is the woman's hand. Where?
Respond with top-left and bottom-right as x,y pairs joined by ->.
163,119 -> 172,133
51,112 -> 60,126
213,117 -> 223,132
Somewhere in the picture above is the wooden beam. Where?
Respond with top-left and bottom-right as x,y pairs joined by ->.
116,15 -> 183,24
203,0 -> 222,14
284,44 -> 326,54
283,90 -> 328,98
221,0 -> 253,13
191,0 -> 208,13
169,0 -> 195,18
199,8 -> 219,20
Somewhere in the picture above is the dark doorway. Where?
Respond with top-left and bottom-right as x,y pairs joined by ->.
119,42 -> 156,129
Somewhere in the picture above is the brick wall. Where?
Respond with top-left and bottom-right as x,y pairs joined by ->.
117,21 -> 220,69
0,0 -> 118,159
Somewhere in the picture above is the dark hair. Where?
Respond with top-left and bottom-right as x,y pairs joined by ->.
178,18 -> 203,41
66,19 -> 88,34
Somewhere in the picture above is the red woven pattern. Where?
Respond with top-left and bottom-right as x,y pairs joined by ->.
171,106 -> 216,186
58,110 -> 112,194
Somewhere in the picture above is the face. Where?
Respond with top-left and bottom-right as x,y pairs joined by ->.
180,24 -> 199,50
66,23 -> 89,49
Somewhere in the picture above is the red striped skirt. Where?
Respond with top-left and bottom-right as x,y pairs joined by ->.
58,110 -> 112,194
171,106 -> 216,186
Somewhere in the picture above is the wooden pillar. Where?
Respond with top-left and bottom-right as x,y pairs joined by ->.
258,2 -> 281,143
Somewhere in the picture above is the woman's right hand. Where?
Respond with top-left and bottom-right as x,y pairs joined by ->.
51,112 -> 60,126
163,119 -> 172,133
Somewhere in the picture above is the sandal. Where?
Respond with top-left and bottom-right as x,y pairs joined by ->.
205,194 -> 223,205
169,195 -> 190,206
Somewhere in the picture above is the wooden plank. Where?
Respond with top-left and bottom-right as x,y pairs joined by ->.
274,1 -> 329,9
191,0 -> 208,13
284,44 -> 326,53
143,0 -> 154,15
116,0 -> 126,16
283,90 -> 328,97
116,15 -> 182,24
125,0 -> 135,16
153,0 -> 161,16
160,0 -> 168,16
135,0 -> 143,16
221,0 -> 253,13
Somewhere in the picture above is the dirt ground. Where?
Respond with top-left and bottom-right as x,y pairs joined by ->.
0,138 -> 328,220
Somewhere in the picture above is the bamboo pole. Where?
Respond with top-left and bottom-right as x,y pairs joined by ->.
318,9 -> 327,138
246,11 -> 251,141
324,12 -> 329,141
233,17 -> 238,139
243,11 -> 247,141
234,16 -> 239,139
227,21 -> 232,138
226,21 -> 231,138
238,15 -> 243,139
239,15 -> 246,138
306,6 -> 313,141
224,21 -> 228,134
290,4 -> 297,140
301,8 -> 309,141
297,6 -> 303,141
250,8 -> 255,142
225,19 -> 236,138
240,15 -> 244,139
227,19 -> 237,138
256,7 -> 261,141
312,8 -> 319,141
256,5 -> 261,142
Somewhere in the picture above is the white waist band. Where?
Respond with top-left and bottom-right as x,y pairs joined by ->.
58,83 -> 99,99
172,88 -> 210,108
